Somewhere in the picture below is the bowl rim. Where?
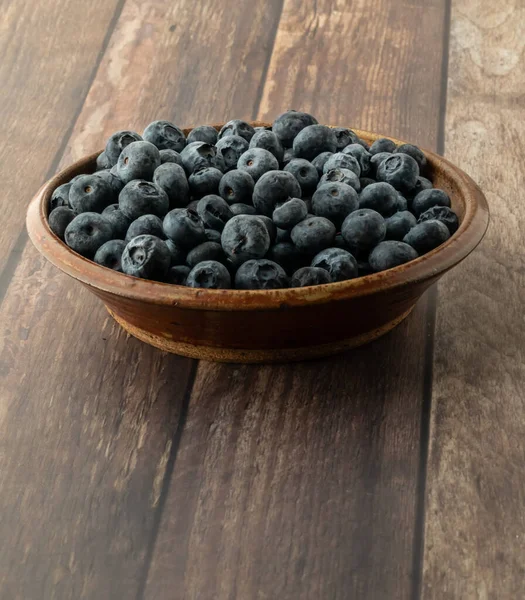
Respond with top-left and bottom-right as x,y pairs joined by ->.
26,123 -> 489,311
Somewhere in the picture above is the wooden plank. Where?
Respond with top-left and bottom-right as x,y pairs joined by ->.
0,0 -> 122,280
144,1 -> 448,598
422,1 -> 525,598
0,1 -> 283,597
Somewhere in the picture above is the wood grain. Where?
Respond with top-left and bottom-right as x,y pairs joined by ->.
144,1 -> 448,598
0,0 -> 122,278
423,1 -> 525,598
0,0 -> 283,597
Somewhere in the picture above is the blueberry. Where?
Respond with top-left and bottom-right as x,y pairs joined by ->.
291,266 -> 332,287
395,193 -> 408,212
186,242 -> 225,268
96,151 -> 112,170
377,154 -> 419,193
50,183 -> 71,211
166,265 -> 191,285
275,227 -> 292,243
385,210 -> 417,240
235,259 -> 288,290
272,198 -> 308,230
219,119 -> 255,143
323,152 -> 361,177
187,125 -> 218,145
395,143 -> 427,171
187,260 -> 231,288
282,147 -> 295,166
284,158 -> 319,195
119,180 -> 169,220
143,120 -> 186,152
311,247 -> 358,281
358,182 -> 398,216
94,168 -> 125,196
311,152 -> 334,176
411,188 -> 451,217
357,138 -> 370,151
221,215 -> 270,262
249,129 -> 284,163
333,233 -> 348,249
64,212 -> 114,257
101,204 -> 131,239
181,142 -> 223,174
293,125 -> 337,160
357,259 -> 373,276
370,152 -> 392,175
238,148 -> 279,182
49,206 -> 75,240
159,149 -> 183,167
121,234 -> 171,280
418,206 -> 459,234
267,242 -> 303,275
165,238 -> 186,266
403,220 -> 450,254
189,166 -> 223,198
257,215 -> 277,244
291,216 -> 336,254
219,169 -> 254,205
216,135 -> 249,171
341,209 -> 386,257
94,239 -> 127,271
359,177 -> 376,190
341,144 -> 371,176
204,228 -> 222,243
272,110 -> 318,148
412,176 -> 433,197
153,163 -> 190,209
196,195 -> 233,231
105,130 -> 142,165
116,140 -> 161,184
319,168 -> 360,192
312,183 -> 359,227
125,214 -> 165,241
69,174 -> 114,213
369,241 -> 419,272
369,138 -> 396,155
332,127 -> 360,151
163,208 -> 206,249
230,203 -> 257,216
252,170 -> 301,216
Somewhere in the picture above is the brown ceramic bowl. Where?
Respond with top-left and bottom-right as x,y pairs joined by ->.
26,123 -> 489,362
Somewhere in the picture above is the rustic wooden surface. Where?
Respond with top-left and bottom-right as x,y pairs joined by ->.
0,0 -> 523,599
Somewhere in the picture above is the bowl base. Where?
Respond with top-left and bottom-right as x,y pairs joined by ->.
106,305 -> 415,363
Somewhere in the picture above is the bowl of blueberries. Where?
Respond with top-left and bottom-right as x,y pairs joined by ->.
26,111 -> 489,362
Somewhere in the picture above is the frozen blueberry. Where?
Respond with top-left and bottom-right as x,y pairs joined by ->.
219,119 -> 255,143
116,141 -> 161,184
216,135 -> 249,171
395,144 -> 427,171
319,168 -> 360,192
163,208 -> 206,249
96,151 -> 112,170
49,206 -> 75,240
311,247 -> 358,282
396,193 -> 408,212
369,241 -> 418,272
252,170 -> 301,216
165,238 -> 186,266
50,183 -> 71,212
385,210 -> 417,240
418,205 -> 459,234
64,212 -> 114,257
238,148 -> 279,182
276,227 -> 292,243
94,239 -> 127,272
403,220 -> 450,254
341,209 -> 386,257
369,138 -> 396,155
312,183 -> 359,227
411,188 -> 451,217
105,130 -> 142,165
186,241 -> 225,268
196,195 -> 233,231
257,215 -> 277,244
204,228 -> 222,243
267,242 -> 303,275
358,182 -> 398,216
187,125 -> 218,145
249,129 -> 284,163
370,152 -> 392,175
291,216 -> 336,254
69,174 -> 114,213
359,177 -> 376,190
235,259 -> 288,290
121,234 -> 171,280
143,120 -> 186,152
282,147 -> 295,167
311,152 -> 334,176
284,158 -> 319,195
230,203 -> 257,216
221,215 -> 270,262
189,166 -> 223,198
166,265 -> 191,285
119,180 -> 169,220
101,204 -> 131,239
293,125 -> 337,161
94,168 -> 124,196
181,142 -> 223,174
291,266 -> 332,287
219,169 -> 254,205
377,154 -> 419,193
159,149 -> 183,167
323,152 -> 361,177
332,127 -> 360,151
342,144 -> 371,176
272,198 -> 308,230
153,163 -> 190,209
187,260 -> 231,289
125,214 -> 165,242
272,110 -> 318,148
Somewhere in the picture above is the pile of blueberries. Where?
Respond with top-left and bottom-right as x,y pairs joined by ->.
48,111 -> 459,290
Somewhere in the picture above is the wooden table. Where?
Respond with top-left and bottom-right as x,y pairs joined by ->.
1,0 -> 523,598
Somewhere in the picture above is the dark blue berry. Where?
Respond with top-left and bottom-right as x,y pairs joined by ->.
189,166 -> 223,198
412,188 -> 451,217
166,265 -> 191,285
369,241 -> 418,272
385,210 -> 417,240
219,169 -> 254,205
187,260 -> 231,289
50,183 -> 71,212
230,203 -> 257,216
411,176 -> 433,197
102,204 -> 131,239
238,148 -> 279,182
94,239 -> 127,271
186,242 -> 225,268
395,144 -> 427,171
332,127 -> 360,151
105,130 -> 142,165
272,198 -> 308,230
275,227 -> 291,243
216,135 -> 249,171
121,234 -> 171,280
249,129 -> 284,163
403,220 -> 450,254
119,180 -> 169,220
369,138 -> 396,155
272,110 -> 318,148
311,152 -> 333,176
94,168 -> 124,196
358,182 -> 398,216
235,259 -> 288,290
219,119 -> 255,143
159,149 -> 183,167
69,174 -> 114,213
163,208 -> 206,248
204,228 -> 222,243
257,215 -> 277,244
291,216 -> 336,254
221,215 -> 270,262
341,209 -> 386,257
311,247 -> 358,281
282,147 -> 295,166
252,170 -> 301,216
341,144 -> 371,176
181,142 -> 223,174
196,195 -> 233,231
116,140 -> 161,184
418,206 -> 459,234
377,154 -> 419,193
143,120 -> 186,152
359,177 -> 376,190
291,266 -> 332,287
125,214 -> 165,242
283,158 -> 319,195
96,151 -> 112,170
153,163 -> 190,209
293,125 -> 337,161
165,238 -> 186,266
267,242 -> 303,275
187,125 -> 218,145
370,152 -> 392,175
334,233 -> 349,250
319,168 -> 360,192
323,152 -> 361,177
396,193 -> 408,211
64,212 -> 114,257
312,183 -> 359,227
49,206 -> 75,240
357,259 -> 373,276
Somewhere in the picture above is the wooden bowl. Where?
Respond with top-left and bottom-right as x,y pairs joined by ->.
26,123 -> 489,363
